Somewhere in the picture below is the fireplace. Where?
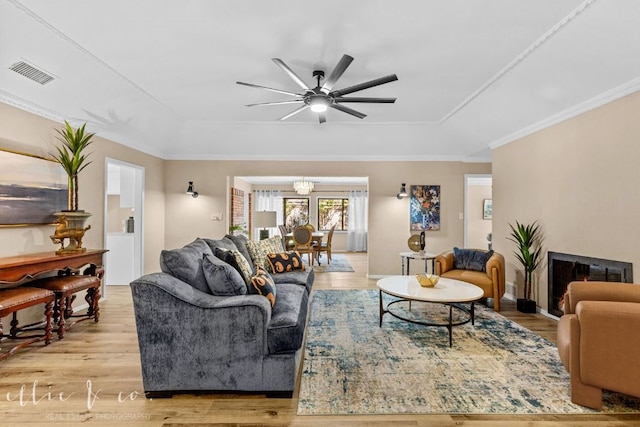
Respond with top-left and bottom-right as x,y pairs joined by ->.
547,251 -> 633,317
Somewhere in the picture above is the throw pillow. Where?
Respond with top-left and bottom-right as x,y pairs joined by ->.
202,253 -> 247,296
266,251 -> 305,274
225,234 -> 253,268
159,238 -> 213,294
247,236 -> 285,271
453,247 -> 494,272
213,247 -> 254,285
249,266 -> 276,307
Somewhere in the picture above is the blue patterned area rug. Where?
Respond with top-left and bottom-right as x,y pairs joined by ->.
297,289 -> 640,415
307,253 -> 354,273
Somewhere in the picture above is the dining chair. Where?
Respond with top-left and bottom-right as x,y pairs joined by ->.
278,224 -> 294,250
293,226 -> 316,265
316,225 -> 336,265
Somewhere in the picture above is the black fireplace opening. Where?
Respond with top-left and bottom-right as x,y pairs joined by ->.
547,251 -> 633,317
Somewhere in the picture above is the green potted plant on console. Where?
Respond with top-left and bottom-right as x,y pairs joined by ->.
508,220 -> 543,313
49,120 -> 96,254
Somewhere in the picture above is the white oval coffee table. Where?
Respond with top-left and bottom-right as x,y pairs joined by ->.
377,275 -> 484,347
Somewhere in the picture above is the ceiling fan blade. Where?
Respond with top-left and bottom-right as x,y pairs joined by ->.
330,103 -> 367,119
321,54 -> 354,93
280,105 -> 310,121
318,113 -> 326,124
333,97 -> 396,103
246,100 -> 303,107
272,58 -> 310,91
331,74 -> 398,97
236,81 -> 300,97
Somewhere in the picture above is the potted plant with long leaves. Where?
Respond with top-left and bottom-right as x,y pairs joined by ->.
49,120 -> 95,254
508,220 -> 543,313
51,120 -> 95,212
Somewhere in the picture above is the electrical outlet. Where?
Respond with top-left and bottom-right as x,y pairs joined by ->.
459,212 -> 464,220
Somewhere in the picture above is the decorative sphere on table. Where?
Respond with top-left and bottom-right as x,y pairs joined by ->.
407,235 -> 421,252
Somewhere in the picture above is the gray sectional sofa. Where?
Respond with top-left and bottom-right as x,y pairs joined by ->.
130,234 -> 314,398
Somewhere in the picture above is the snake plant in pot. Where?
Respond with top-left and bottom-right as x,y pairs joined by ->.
508,220 -> 543,313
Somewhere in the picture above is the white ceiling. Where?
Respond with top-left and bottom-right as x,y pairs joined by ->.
1,0 -> 639,162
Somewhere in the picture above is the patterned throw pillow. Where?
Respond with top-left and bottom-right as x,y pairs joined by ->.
213,247 -> 254,285
249,266 -> 276,307
453,247 -> 494,272
266,251 -> 305,274
202,253 -> 247,296
247,236 -> 285,271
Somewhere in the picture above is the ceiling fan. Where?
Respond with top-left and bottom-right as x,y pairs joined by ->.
236,54 -> 398,124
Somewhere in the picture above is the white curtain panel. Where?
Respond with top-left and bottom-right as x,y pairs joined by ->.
347,190 -> 368,251
254,190 -> 283,241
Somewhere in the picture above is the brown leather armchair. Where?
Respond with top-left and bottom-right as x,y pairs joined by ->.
556,281 -> 640,409
435,249 -> 505,311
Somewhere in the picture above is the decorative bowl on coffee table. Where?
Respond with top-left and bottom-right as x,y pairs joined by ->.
416,273 -> 439,287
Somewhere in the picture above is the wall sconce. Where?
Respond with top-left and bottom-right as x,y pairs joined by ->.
396,183 -> 408,199
186,181 -> 199,198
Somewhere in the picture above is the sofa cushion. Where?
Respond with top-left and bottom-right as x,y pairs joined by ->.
453,247 -> 494,272
267,282 -> 308,354
271,269 -> 314,294
213,247 -> 254,285
202,236 -> 237,255
225,233 -> 253,268
247,236 -> 285,271
441,269 -> 493,296
202,253 -> 247,296
249,266 -> 276,307
266,251 -> 305,274
159,238 -> 213,294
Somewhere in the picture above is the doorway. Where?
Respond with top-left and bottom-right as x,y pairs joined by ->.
104,158 -> 144,288
463,174 -> 492,249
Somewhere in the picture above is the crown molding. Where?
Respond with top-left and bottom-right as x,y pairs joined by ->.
440,0 -> 597,124
489,76 -> 640,150
0,90 -> 63,123
7,0 -> 183,121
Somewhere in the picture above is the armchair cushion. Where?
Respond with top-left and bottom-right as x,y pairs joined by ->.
160,238 -> 213,295
453,247 -> 494,272
202,253 -> 247,296
557,281 -> 640,409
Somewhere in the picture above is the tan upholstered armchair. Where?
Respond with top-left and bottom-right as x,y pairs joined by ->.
556,281 -> 640,409
435,249 -> 505,311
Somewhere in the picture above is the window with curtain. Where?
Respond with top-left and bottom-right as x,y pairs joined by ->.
317,198 -> 348,231
347,190 -> 368,252
253,190 -> 283,240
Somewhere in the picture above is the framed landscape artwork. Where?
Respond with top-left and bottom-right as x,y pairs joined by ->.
0,149 -> 68,226
410,185 -> 440,231
483,199 -> 493,220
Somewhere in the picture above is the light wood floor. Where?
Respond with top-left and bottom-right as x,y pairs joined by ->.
1,252 -> 638,426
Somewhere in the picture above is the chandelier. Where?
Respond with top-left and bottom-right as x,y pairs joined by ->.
293,177 -> 314,195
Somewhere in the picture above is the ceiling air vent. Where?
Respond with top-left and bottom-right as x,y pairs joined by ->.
9,61 -> 55,85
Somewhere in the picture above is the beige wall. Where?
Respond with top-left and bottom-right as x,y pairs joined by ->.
492,91 -> 640,312
0,103 -> 165,274
164,160 -> 491,276
466,184 -> 492,249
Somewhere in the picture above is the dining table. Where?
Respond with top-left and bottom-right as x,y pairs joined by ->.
284,231 -> 325,265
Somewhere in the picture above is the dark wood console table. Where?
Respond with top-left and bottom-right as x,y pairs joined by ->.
0,249 -> 107,288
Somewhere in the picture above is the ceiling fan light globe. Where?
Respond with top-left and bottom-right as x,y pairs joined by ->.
310,103 -> 328,113
308,94 -> 328,113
